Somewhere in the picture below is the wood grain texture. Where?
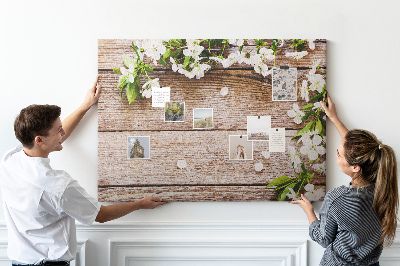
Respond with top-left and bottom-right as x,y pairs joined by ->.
98,69 -> 326,132
98,39 -> 327,202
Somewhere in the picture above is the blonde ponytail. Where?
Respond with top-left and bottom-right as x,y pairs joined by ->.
344,129 -> 398,246
374,144 -> 398,246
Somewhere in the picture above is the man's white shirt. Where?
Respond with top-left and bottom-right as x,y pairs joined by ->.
0,146 -> 101,264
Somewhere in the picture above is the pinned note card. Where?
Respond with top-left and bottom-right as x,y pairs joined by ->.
152,87 -> 171,107
269,128 -> 285,152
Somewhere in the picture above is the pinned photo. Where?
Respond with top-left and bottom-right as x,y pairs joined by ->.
272,67 -> 297,101
247,116 -> 271,141
127,136 -> 151,159
193,108 -> 214,129
229,135 -> 253,160
164,102 -> 185,122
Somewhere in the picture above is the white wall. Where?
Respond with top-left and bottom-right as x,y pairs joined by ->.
0,1 -> 399,265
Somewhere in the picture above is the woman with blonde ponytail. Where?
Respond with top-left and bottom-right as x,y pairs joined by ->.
290,94 -> 398,266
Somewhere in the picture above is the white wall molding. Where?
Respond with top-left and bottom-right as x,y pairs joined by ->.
74,222 -> 311,232
0,240 -> 87,266
110,239 -> 307,266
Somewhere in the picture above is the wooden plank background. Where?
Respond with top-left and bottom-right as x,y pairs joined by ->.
98,39 -> 326,202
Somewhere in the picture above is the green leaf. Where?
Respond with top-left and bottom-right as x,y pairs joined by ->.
127,76 -> 141,103
301,163 -> 308,174
320,118 -> 326,130
145,65 -> 154,73
301,111 -> 314,121
278,183 -> 296,201
163,48 -> 171,59
292,120 -> 315,139
170,49 -> 182,58
123,54 -> 136,68
210,39 -> 224,47
303,104 -> 314,111
309,91 -> 325,102
183,56 -> 190,68
266,176 -> 291,188
126,82 -> 138,104
293,179 -> 307,195
113,68 -> 122,74
159,58 -> 167,67
118,76 -> 128,88
316,119 -> 324,135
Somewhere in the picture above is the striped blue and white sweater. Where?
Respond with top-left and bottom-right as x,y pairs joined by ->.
310,184 -> 382,266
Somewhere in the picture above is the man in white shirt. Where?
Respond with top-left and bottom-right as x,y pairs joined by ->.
0,77 -> 166,266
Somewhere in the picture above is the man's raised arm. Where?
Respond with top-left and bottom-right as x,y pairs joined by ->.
61,77 -> 101,143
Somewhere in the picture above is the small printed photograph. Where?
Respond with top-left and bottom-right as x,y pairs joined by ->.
165,102 -> 185,122
127,136 -> 150,159
193,108 -> 214,129
272,68 -> 298,101
247,116 -> 271,141
229,135 -> 253,160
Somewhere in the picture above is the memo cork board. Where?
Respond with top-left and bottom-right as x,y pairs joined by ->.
98,39 -> 327,202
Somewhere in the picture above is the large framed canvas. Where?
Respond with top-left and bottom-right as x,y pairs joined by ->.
98,39 -> 326,202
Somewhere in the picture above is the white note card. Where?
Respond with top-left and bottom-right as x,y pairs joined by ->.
152,87 -> 170,107
269,128 -> 285,152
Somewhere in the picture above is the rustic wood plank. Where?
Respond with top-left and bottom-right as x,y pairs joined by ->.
98,130 -> 325,186
98,39 -> 326,70
98,69 -> 326,132
98,184 -> 326,202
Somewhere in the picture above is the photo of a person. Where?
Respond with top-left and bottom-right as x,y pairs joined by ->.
229,135 -> 253,160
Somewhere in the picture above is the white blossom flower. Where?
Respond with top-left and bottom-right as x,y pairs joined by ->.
309,59 -> 321,76
128,74 -> 135,83
300,80 -> 309,102
262,150 -> 270,159
285,51 -> 308,60
137,39 -> 167,65
308,39 -> 316,50
288,146 -> 301,171
312,161 -> 326,175
177,159 -> 187,169
312,102 -> 323,112
259,47 -> 275,61
142,88 -> 152,98
183,39 -> 204,61
221,57 -> 234,68
286,188 -> 301,200
255,162 -> 263,172
307,73 -> 325,93
229,39 -> 244,46
209,56 -> 223,64
246,49 -> 274,77
297,130 -> 318,147
233,51 -> 246,64
120,66 -> 128,76
303,183 -> 325,201
300,134 -> 326,161
287,103 -> 305,124
254,63 -> 270,77
142,78 -> 160,90
220,87 -> 229,96
186,63 -> 211,79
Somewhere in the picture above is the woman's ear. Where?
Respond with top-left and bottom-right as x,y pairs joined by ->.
352,165 -> 361,174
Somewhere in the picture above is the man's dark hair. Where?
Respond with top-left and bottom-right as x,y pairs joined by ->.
14,104 -> 61,149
